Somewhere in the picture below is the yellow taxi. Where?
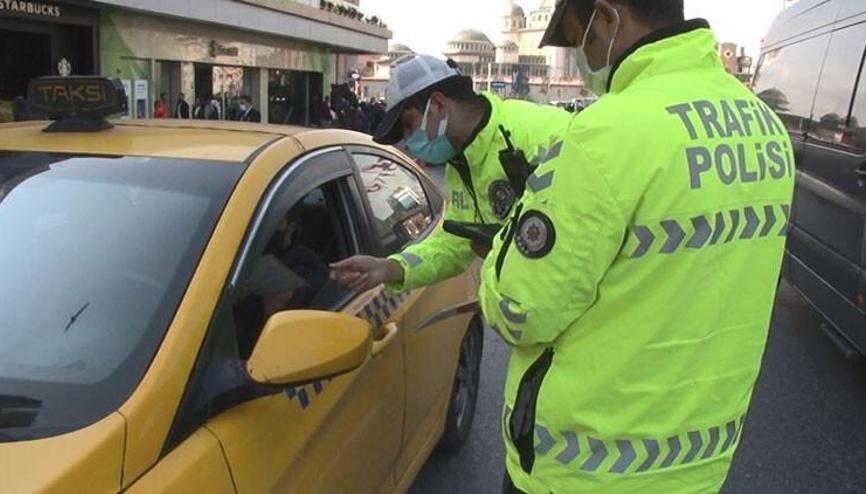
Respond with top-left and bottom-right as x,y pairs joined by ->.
0,77 -> 483,493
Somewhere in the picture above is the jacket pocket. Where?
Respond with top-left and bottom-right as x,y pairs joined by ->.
508,347 -> 554,474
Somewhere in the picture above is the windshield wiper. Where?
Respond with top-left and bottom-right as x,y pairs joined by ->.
64,302 -> 90,333
0,394 -> 42,428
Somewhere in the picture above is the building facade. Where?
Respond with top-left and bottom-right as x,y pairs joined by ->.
351,42 -> 413,101
0,0 -> 390,123
718,41 -> 754,84
443,0 -> 587,103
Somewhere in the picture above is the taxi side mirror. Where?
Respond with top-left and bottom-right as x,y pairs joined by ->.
246,311 -> 373,386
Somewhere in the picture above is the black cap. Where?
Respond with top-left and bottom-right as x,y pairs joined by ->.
539,0 -> 573,48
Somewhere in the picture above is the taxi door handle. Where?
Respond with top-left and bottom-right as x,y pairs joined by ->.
372,322 -> 399,357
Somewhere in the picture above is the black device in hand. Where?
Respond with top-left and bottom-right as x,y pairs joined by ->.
443,220 -> 501,249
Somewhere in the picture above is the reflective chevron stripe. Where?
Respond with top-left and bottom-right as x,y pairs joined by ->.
581,437 -> 608,471
630,204 -> 790,258
531,415 -> 745,474
491,323 -> 523,342
636,439 -> 660,472
500,297 -> 528,323
527,170 -> 555,193
535,425 -> 555,455
530,140 -> 564,167
556,432 -> 580,465
397,251 -> 423,268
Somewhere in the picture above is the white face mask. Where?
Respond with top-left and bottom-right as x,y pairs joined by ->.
576,8 -> 620,96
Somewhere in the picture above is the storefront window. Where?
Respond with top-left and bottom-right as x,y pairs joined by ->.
268,69 -> 323,126
191,64 -> 254,121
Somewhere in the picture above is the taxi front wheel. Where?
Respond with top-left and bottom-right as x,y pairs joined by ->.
438,315 -> 484,454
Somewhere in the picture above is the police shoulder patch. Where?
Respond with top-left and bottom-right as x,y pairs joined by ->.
488,180 -> 516,219
515,210 -> 555,258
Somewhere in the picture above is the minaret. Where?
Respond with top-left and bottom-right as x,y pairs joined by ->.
502,0 -> 522,45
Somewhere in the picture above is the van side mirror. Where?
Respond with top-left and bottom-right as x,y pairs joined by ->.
246,311 -> 373,386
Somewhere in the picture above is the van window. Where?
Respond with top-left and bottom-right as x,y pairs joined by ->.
753,35 -> 830,139
808,24 -> 866,151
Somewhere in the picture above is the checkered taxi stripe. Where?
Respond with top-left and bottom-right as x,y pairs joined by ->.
284,289 -> 408,409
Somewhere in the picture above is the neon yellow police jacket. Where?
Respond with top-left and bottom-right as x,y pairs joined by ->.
388,92 -> 571,292
480,20 -> 795,494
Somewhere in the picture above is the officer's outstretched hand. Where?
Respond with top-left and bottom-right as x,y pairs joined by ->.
329,256 -> 404,293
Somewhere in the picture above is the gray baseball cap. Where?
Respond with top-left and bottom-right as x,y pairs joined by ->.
373,54 -> 461,145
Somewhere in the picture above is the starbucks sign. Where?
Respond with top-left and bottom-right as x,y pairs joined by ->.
0,0 -> 62,17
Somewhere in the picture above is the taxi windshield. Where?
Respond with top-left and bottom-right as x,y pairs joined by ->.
0,152 -> 243,441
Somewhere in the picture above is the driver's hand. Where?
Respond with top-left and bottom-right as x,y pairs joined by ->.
329,256 -> 404,293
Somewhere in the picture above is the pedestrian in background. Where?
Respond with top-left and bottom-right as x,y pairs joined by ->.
153,93 -> 170,119
369,97 -> 386,132
12,96 -> 28,122
175,92 -> 190,119
320,96 -> 334,127
479,1 -> 795,493
238,95 -> 262,123
193,97 -> 206,119
225,95 -> 240,121
206,97 -> 221,120
310,95 -> 322,127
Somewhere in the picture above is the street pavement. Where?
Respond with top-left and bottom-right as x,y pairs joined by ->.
411,165 -> 866,493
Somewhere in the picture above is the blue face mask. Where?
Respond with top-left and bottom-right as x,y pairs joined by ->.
405,99 -> 456,164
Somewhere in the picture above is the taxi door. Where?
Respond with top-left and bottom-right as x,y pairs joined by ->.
347,148 -> 478,483
165,147 -> 405,493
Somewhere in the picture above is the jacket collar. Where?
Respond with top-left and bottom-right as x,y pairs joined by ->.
455,92 -> 496,173
607,19 -> 716,94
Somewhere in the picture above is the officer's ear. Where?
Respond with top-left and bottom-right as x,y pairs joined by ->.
428,91 -> 449,117
592,0 -> 621,44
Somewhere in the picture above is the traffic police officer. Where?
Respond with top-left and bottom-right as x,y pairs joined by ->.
479,1 -> 795,493
330,54 -> 571,293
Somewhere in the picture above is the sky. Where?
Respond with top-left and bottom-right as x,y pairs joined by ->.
360,0 -> 792,60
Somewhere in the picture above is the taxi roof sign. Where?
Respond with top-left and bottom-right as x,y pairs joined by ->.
27,76 -> 127,132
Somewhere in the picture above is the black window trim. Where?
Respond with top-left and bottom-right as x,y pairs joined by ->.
230,146 -> 346,288
846,23 -> 866,131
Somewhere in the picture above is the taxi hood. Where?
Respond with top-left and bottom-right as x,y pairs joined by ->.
0,412 -> 125,493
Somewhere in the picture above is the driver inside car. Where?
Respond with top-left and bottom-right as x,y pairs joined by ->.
235,209 -> 330,355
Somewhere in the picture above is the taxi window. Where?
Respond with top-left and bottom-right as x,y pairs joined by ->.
353,153 -> 434,254
0,152 -> 243,442
233,181 -> 357,358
